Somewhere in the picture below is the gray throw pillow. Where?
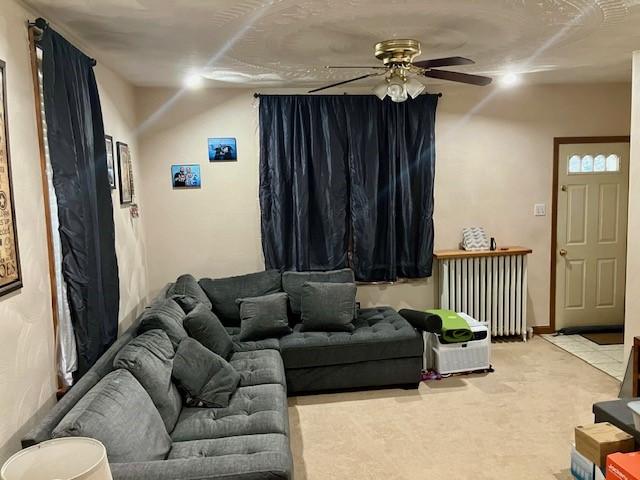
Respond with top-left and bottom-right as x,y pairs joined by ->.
172,338 -> 240,408
183,303 -> 233,359
236,292 -> 292,341
167,274 -> 212,313
52,369 -> 171,463
137,299 -> 187,348
198,270 -> 282,327
283,268 -> 355,315
301,281 -> 357,332
113,330 -> 182,432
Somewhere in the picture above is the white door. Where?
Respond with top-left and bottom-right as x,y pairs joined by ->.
555,142 -> 630,330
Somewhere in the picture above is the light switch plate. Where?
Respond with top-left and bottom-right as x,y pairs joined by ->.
534,203 -> 546,216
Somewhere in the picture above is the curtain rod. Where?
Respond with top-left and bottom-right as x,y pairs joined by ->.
253,92 -> 443,98
28,18 -> 97,66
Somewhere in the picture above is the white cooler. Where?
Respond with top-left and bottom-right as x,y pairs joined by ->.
424,312 -> 491,375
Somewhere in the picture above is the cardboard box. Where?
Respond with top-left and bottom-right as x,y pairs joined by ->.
606,452 -> 640,480
576,423 -> 635,467
572,445 -> 598,480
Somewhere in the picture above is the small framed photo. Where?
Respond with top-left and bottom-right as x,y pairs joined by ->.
208,137 -> 237,162
172,164 -> 201,189
117,141 -> 134,204
105,135 -> 116,189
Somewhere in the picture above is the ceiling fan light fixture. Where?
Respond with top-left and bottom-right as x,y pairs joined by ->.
373,81 -> 388,100
405,77 -> 426,98
387,74 -> 407,102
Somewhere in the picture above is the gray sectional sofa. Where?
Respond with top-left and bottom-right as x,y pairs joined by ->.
23,269 -> 424,479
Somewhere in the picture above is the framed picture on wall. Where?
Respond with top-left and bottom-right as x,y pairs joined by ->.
105,135 -> 116,189
117,141 -> 134,204
0,60 -> 23,297
208,137 -> 237,162
172,164 -> 201,189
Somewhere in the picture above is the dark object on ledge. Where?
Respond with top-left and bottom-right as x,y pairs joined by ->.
399,309 -> 442,333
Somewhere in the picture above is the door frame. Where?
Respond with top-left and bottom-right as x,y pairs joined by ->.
535,136 -> 631,335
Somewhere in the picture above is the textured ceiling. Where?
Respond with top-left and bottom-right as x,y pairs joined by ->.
23,0 -> 640,88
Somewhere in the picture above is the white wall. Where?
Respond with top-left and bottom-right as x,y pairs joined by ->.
0,0 -> 57,462
625,51 -> 640,360
137,82 -> 631,328
0,0 -> 149,462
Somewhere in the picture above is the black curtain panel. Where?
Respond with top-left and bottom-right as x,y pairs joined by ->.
258,94 -> 438,282
259,95 -> 350,271
38,23 -> 120,377
348,95 -> 438,281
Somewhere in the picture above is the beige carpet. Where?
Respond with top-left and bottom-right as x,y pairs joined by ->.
288,336 -> 620,480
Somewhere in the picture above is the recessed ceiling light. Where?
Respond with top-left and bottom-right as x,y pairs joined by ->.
499,72 -> 520,87
184,72 -> 204,90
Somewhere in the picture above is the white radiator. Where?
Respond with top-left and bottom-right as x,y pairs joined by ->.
437,252 -> 529,340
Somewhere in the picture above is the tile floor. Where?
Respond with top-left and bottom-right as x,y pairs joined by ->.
542,334 -> 626,381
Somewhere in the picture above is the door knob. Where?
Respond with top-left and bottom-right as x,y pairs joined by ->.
559,249 -> 567,256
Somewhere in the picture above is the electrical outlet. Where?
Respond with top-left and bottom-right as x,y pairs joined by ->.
534,203 -> 546,216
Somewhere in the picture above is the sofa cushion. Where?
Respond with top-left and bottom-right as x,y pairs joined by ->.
167,274 -> 213,313
230,349 -> 286,387
282,268 -> 355,315
199,270 -> 282,327
168,433 -> 289,460
237,293 -> 292,341
170,384 -> 288,442
279,307 -> 423,369
137,299 -> 187,348
300,281 -> 356,332
113,330 -> 182,432
173,338 -> 240,408
183,303 -> 233,359
52,369 -> 171,463
232,337 -> 281,353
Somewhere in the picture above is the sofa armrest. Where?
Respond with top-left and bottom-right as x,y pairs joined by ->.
398,309 -> 442,333
110,452 -> 291,480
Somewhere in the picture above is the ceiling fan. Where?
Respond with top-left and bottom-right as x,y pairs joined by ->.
308,39 -> 492,102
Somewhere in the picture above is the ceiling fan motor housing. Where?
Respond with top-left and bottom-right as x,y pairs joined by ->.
374,39 -> 422,65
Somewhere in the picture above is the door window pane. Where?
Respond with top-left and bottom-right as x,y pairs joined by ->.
594,154 -> 606,172
606,154 -> 620,172
568,155 -> 581,173
581,155 -> 594,173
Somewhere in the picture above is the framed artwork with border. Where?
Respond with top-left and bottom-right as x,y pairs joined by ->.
0,59 -> 22,296
117,141 -> 134,204
105,135 -> 116,189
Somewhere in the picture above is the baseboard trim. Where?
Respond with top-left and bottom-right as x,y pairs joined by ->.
533,325 -> 555,335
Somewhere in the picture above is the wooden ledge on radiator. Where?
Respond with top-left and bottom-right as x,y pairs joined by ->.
433,246 -> 533,260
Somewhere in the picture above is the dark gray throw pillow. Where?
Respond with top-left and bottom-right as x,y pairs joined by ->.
282,268 -> 355,315
172,338 -> 240,408
183,303 -> 233,359
137,299 -> 187,348
113,330 -> 182,432
198,270 -> 282,327
167,274 -> 212,313
301,281 -> 357,332
236,292 -> 292,341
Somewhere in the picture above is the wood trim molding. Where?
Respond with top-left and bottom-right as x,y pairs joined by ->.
433,246 -> 532,260
28,27 -> 61,389
547,136 -> 631,334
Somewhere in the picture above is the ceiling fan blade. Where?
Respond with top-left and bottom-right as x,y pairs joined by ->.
308,73 -> 380,93
423,69 -> 492,86
326,66 -> 387,69
413,56 -> 475,68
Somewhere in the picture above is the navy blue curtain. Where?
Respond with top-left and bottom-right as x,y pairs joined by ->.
38,22 -> 120,377
259,94 -> 438,282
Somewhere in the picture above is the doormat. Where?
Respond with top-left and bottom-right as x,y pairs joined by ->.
580,332 -> 624,345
